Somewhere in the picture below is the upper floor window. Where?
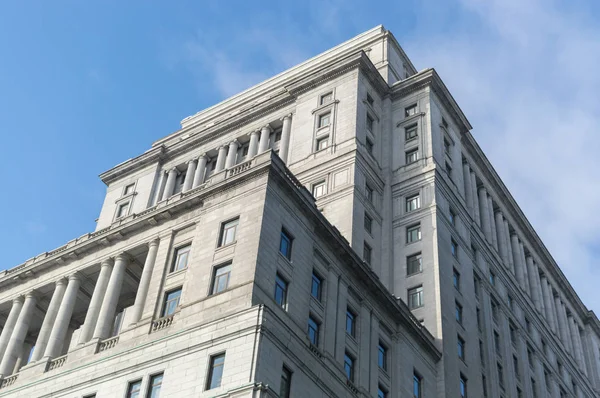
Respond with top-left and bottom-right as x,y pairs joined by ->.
460,374 -> 468,397
116,202 -> 130,219
378,385 -> 388,398
308,316 -> 319,346
444,138 -> 452,159
363,242 -> 372,265
367,93 -> 374,106
280,366 -> 292,398
171,245 -> 191,272
445,162 -> 453,180
451,239 -> 458,258
218,218 -> 239,247
206,353 -> 225,390
456,301 -> 463,324
406,194 -> 420,213
364,213 -> 373,234
318,112 -> 331,128
405,104 -> 417,117
449,208 -> 456,226
311,271 -> 322,301
346,308 -> 357,337
211,263 -> 232,295
489,271 -> 496,286
274,274 -> 288,309
123,183 -> 135,196
378,341 -> 388,370
367,114 -> 374,133
316,135 -> 328,151
366,137 -> 374,154
320,92 -> 333,105
312,181 -> 326,198
407,253 -> 422,275
365,184 -> 374,203
406,224 -> 421,243
279,229 -> 293,260
406,148 -> 419,165
458,335 -> 465,360
453,268 -> 461,290
126,379 -> 142,398
442,117 -> 449,129
162,288 -> 182,317
413,371 -> 423,398
408,286 -> 424,309
405,124 -> 418,141
148,373 -> 163,398
344,352 -> 355,382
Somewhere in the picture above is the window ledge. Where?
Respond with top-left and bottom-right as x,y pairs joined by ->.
277,252 -> 294,268
396,112 -> 425,127
115,192 -> 137,204
167,268 -> 187,279
316,124 -> 331,134
311,99 -> 339,114
215,241 -> 237,252
310,296 -> 325,311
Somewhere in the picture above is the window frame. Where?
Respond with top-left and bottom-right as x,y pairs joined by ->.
311,271 -> 322,301
405,148 -> 419,165
405,123 -> 418,141
377,341 -> 388,371
344,352 -> 355,382
126,379 -> 143,398
307,315 -> 320,346
116,201 -> 130,219
218,217 -> 239,247
405,193 -> 420,212
315,135 -> 329,151
364,212 -> 373,234
363,242 -> 372,265
320,92 -> 333,105
458,335 -> 466,360
171,244 -> 191,273
274,273 -> 289,309
318,112 -> 331,128
456,301 -> 463,324
408,285 -> 424,309
280,366 -> 292,398
279,229 -> 293,260
311,181 -> 326,199
406,224 -> 422,244
460,374 -> 468,397
413,371 -> 423,398
146,373 -> 164,398
210,263 -> 232,295
346,308 -> 357,337
206,353 -> 226,391
161,288 -> 182,317
407,253 -> 423,276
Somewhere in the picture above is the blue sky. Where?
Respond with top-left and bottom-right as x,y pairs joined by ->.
1,0 -> 599,313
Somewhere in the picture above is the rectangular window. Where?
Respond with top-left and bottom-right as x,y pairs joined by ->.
280,366 -> 292,398
510,324 -> 517,346
442,117 -> 449,129
147,373 -> 163,398
274,274 -> 288,309
449,208 -> 456,226
316,135 -> 329,151
474,275 -> 480,297
507,295 -> 514,311
531,379 -> 537,398
405,104 -> 417,117
494,331 -> 502,356
126,379 -> 142,398
458,336 -> 465,360
477,308 -> 482,331
320,92 -> 333,105
491,300 -> 499,323
366,114 -> 374,132
279,229 -> 293,260
366,137 -> 374,154
311,272 -> 322,301
171,245 -> 191,272
489,271 -> 496,286
346,308 -> 356,337
378,341 -> 387,370
162,288 -> 182,317
460,374 -> 468,397
364,213 -> 372,234
451,239 -> 458,258
479,340 -> 485,365
527,347 -> 534,368
456,301 -> 463,324
344,352 -> 355,382
406,194 -> 420,212
408,286 -> 424,309
482,375 -> 487,397
312,181 -> 326,198
116,202 -> 130,219
445,162 -> 453,180
377,385 -> 388,398
241,144 -> 249,157
513,355 -> 520,379
218,218 -> 239,247
363,242 -> 372,265
406,224 -> 421,243
211,263 -> 232,295
413,371 -> 422,398
444,137 -> 452,157
498,363 -> 504,388
406,148 -> 419,164
453,268 -> 461,290
318,112 -> 331,128
365,184 -> 374,202
123,183 -> 135,196
405,123 -> 418,140
308,316 -> 320,346
206,353 -> 225,390
407,253 -> 422,275
367,94 -> 374,106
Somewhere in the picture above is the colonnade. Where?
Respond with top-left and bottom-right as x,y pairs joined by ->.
0,239 -> 160,377
157,114 -> 293,203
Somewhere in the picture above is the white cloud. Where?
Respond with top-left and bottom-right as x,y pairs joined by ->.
407,0 -> 600,312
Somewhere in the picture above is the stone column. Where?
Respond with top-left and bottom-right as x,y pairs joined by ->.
358,305 -> 371,389
369,314 -> 380,394
519,242 -> 530,292
494,212 -> 508,265
248,130 -> 260,158
160,167 -> 178,201
13,340 -> 32,373
182,159 -> 197,193
525,257 -> 542,312
78,259 -> 113,344
335,280 -> 348,363
568,317 -> 584,369
192,154 -> 208,188
129,239 -> 160,325
574,324 -> 587,376
43,273 -> 81,358
0,297 -> 24,363
324,269 -> 338,357
487,196 -> 498,250
470,172 -> 480,226
558,301 -> 573,352
215,146 -> 227,172
463,163 -> 473,215
554,295 -> 568,343
511,235 -> 526,289
0,293 -> 36,376
540,276 -> 557,331
279,115 -> 292,164
478,187 -> 492,241
503,220 -> 515,274
225,140 -> 239,169
258,125 -> 272,153
93,254 -> 128,340
30,279 -> 67,361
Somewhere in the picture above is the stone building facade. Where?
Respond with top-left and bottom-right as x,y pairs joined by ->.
0,25 -> 598,398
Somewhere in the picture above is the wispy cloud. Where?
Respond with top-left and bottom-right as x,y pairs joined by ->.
408,0 -> 600,311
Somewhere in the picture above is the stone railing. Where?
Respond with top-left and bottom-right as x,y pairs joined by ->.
0,373 -> 18,389
227,160 -> 252,178
46,355 -> 67,371
308,343 -> 322,358
151,315 -> 174,333
97,335 -> 120,353
345,379 -> 359,395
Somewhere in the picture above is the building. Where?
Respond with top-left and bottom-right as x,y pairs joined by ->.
0,25 -> 598,398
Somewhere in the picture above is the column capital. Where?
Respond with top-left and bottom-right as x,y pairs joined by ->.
280,113 -> 292,121
198,153 -> 209,160
218,145 -> 228,150
68,272 -> 82,282
114,253 -> 131,263
187,158 -> 198,164
261,124 -> 273,133
250,130 -> 260,136
55,277 -> 68,287
12,295 -> 25,305
100,258 -> 114,268
24,291 -> 38,300
169,167 -> 179,174
230,139 -> 240,146
147,238 -> 160,248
